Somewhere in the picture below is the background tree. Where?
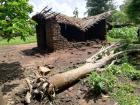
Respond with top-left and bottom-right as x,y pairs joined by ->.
73,7 -> 79,18
107,0 -> 133,26
119,0 -> 132,12
126,0 -> 140,41
126,0 -> 140,24
0,0 -> 35,41
109,10 -> 130,25
86,0 -> 115,16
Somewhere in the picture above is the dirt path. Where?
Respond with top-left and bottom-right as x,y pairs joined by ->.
0,43 -> 114,105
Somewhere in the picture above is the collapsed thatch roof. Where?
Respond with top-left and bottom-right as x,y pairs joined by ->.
33,11 -> 111,31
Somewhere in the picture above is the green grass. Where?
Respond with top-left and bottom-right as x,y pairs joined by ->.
0,35 -> 36,46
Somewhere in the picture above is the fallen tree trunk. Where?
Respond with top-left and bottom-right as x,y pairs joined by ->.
25,42 -> 139,103
49,48 -> 140,90
48,53 -> 119,90
47,41 -> 127,90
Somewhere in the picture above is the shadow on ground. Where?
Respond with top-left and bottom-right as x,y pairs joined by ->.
2,84 -> 19,94
83,88 -> 102,103
21,47 -> 47,57
0,62 -> 24,85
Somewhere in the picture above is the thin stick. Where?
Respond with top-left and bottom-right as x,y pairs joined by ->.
25,78 -> 32,93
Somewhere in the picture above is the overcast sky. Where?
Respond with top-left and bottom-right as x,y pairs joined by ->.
29,0 -> 124,17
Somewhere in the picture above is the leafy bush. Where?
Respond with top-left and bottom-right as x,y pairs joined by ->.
0,0 -> 36,41
106,63 -> 140,80
88,72 -> 106,95
107,27 -> 138,42
88,70 -> 117,95
88,63 -> 140,105
120,63 -> 140,80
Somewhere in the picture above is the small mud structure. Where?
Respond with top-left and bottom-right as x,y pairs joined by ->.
32,8 -> 111,51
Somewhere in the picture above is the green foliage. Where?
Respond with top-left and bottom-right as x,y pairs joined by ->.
112,84 -> 140,105
119,54 -> 129,64
119,0 -> 132,12
88,62 -> 140,105
105,65 -> 122,76
107,27 -> 138,42
0,0 -> 36,41
73,7 -> 79,18
120,63 -> 140,80
88,69 -> 117,94
86,0 -> 115,16
88,72 -> 106,94
106,63 -> 140,80
108,10 -> 130,25
126,0 -> 140,24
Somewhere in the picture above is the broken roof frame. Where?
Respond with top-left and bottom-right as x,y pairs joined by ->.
33,6 -> 112,32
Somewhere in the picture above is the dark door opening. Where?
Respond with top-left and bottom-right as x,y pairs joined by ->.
59,23 -> 85,42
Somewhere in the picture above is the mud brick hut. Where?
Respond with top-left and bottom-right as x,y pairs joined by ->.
32,9 -> 111,51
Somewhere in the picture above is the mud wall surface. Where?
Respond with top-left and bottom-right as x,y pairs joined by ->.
45,19 -> 71,51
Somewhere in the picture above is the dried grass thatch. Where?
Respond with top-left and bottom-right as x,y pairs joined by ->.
33,11 -> 111,31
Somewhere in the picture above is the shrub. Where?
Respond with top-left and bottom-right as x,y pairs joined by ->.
88,70 -> 117,95
107,27 -> 138,42
88,63 -> 140,105
120,63 -> 140,80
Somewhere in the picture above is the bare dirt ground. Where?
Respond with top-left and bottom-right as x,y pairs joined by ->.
0,43 -> 114,105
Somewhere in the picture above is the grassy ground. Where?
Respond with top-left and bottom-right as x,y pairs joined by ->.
0,35 -> 36,46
